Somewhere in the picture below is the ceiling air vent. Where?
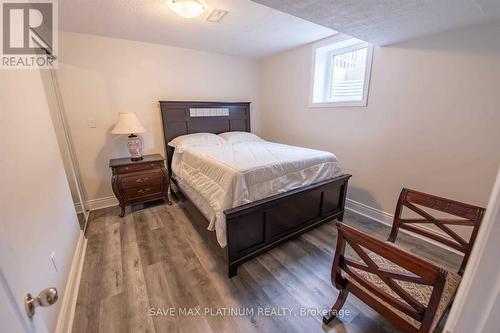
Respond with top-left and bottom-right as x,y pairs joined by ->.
206,8 -> 228,23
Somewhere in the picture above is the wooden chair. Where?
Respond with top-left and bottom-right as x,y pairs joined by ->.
323,188 -> 485,333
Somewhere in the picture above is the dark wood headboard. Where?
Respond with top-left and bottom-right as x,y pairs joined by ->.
159,101 -> 251,176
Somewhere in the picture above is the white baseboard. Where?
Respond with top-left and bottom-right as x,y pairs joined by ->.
86,196 -> 119,211
345,198 -> 394,225
74,196 -> 119,213
75,195 -> 459,254
74,202 -> 83,214
55,231 -> 87,333
345,198 -> 462,255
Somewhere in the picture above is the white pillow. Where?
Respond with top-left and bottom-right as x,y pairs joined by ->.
218,131 -> 263,143
168,133 -> 224,150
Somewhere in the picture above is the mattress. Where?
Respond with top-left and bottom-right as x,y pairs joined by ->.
171,140 -> 343,247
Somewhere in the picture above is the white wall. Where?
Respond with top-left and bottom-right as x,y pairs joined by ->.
259,22 -> 500,221
57,32 -> 260,202
58,22 -> 500,215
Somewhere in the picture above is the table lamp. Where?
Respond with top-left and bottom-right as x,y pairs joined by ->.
111,112 -> 146,161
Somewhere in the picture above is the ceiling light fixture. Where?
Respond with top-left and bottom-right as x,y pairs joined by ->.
168,0 -> 207,19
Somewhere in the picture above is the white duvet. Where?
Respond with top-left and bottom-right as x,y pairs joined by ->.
171,140 -> 343,247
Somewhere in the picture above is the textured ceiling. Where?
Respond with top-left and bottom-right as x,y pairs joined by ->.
59,0 -> 334,59
251,0 -> 500,45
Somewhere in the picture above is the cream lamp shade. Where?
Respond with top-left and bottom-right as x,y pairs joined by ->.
111,112 -> 146,135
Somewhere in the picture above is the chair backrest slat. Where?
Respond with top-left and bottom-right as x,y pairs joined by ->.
389,188 -> 485,275
405,190 -> 481,221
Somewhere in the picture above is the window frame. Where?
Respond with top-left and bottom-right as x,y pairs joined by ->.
309,34 -> 374,108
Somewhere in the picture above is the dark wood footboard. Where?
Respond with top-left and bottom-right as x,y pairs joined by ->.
224,174 -> 351,277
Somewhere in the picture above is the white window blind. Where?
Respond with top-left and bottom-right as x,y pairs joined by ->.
329,47 -> 367,102
310,35 -> 373,107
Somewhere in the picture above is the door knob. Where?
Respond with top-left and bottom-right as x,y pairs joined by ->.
25,287 -> 58,319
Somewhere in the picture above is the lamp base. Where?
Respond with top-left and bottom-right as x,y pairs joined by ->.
127,134 -> 144,161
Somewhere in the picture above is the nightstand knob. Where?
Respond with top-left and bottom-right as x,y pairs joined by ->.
137,188 -> 151,194
135,177 -> 149,183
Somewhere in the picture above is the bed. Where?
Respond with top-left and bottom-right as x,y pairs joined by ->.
160,101 -> 351,277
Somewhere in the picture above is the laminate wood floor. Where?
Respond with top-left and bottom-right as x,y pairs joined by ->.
72,199 -> 461,333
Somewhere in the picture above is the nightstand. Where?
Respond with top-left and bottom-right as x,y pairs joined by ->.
109,153 -> 171,217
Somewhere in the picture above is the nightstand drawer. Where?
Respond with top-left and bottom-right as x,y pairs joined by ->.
115,161 -> 164,174
123,184 -> 163,201
120,171 -> 162,189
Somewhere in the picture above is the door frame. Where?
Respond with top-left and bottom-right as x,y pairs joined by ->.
54,232 -> 87,333
42,68 -> 90,230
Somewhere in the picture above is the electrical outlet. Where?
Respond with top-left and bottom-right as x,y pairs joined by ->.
50,251 -> 58,272
87,117 -> 96,128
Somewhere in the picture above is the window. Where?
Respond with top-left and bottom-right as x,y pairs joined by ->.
310,35 -> 373,107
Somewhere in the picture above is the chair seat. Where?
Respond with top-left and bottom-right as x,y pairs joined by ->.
342,250 -> 461,332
